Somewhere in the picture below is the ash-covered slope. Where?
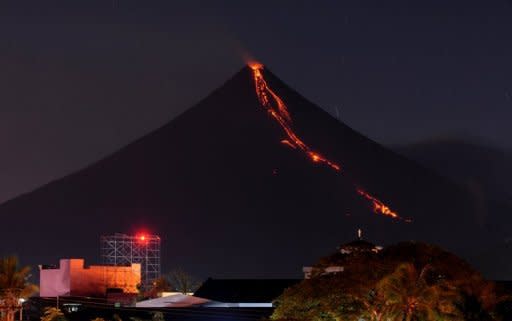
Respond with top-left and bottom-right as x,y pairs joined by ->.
0,66 -> 500,278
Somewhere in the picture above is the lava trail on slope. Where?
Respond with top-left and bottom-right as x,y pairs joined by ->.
249,62 -> 410,222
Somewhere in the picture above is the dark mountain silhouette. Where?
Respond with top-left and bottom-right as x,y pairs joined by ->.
394,139 -> 512,206
394,139 -> 512,279
394,140 -> 512,233
0,66 -> 506,279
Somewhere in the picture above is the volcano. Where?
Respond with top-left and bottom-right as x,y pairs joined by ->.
0,65 -> 507,278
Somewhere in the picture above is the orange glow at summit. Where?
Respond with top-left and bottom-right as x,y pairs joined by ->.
249,62 -> 409,222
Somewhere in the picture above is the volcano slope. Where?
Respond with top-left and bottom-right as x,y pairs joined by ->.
0,66 -> 505,278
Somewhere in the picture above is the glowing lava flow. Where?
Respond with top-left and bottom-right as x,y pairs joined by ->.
249,62 -> 410,223
356,188 -> 404,221
249,62 -> 341,172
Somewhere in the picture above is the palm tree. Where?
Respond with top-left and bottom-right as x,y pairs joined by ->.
375,263 -> 462,321
0,256 -> 38,321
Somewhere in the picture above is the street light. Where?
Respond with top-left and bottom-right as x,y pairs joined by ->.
18,298 -> 25,321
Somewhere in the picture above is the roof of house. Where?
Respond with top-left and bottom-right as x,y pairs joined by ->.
136,293 -> 210,308
193,278 -> 300,303
341,239 -> 378,250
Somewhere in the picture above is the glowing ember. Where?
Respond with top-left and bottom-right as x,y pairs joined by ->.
249,63 -> 341,172
249,62 -> 409,222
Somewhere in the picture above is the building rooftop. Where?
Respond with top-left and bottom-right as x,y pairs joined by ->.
341,239 -> 378,250
338,229 -> 382,254
193,278 -> 300,303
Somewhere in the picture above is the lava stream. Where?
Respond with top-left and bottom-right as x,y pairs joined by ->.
356,189 -> 408,221
280,139 -> 297,149
249,63 -> 341,172
249,62 -> 409,222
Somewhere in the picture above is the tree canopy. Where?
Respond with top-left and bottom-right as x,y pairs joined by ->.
271,241 -> 501,321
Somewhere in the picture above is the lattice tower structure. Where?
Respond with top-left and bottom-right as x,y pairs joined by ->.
100,233 -> 161,289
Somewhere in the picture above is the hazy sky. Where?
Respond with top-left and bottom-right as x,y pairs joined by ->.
1,0 -> 511,203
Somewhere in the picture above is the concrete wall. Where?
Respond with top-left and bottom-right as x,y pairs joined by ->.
40,259 -> 71,297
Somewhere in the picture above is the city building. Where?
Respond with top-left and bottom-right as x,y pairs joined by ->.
39,258 -> 141,297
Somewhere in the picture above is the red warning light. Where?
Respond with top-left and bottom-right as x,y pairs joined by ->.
135,233 -> 148,243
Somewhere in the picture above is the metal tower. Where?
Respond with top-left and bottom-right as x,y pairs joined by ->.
100,233 -> 161,289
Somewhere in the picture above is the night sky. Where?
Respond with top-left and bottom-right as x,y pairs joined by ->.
1,0 -> 511,204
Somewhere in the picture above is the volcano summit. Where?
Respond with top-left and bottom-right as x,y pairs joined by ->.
0,64 -> 507,278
